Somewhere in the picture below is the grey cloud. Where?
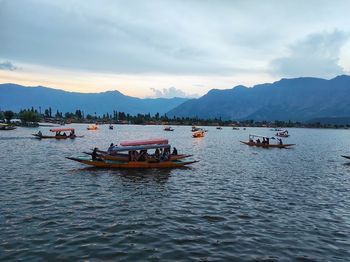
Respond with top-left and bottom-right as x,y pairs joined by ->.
270,30 -> 349,78
150,87 -> 198,98
0,61 -> 18,71
1,0 -> 350,76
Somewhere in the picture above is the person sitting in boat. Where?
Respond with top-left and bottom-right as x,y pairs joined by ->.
278,138 -> 283,145
69,130 -> 75,137
107,143 -> 114,153
92,147 -> 98,160
256,138 -> 261,144
262,137 -> 266,144
37,130 -> 42,136
172,147 -> 178,155
138,150 -> 148,161
266,138 -> 269,145
155,148 -> 160,158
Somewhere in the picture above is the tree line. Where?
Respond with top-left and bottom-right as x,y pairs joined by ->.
1,107 -> 350,129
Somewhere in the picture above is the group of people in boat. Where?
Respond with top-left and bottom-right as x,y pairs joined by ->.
92,144 -> 178,162
250,137 -> 283,145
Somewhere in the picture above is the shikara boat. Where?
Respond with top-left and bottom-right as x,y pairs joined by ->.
240,134 -> 295,148
0,123 -> 16,130
109,125 -> 114,130
87,124 -> 98,130
68,139 -> 198,169
193,130 -> 205,138
86,150 -> 192,161
67,156 -> 198,168
276,130 -> 290,137
164,126 -> 174,131
232,127 -> 239,130
192,126 -> 201,132
216,126 -> 223,130
32,128 -> 82,139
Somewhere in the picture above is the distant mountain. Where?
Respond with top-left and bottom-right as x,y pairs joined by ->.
168,75 -> 350,121
0,84 -> 188,115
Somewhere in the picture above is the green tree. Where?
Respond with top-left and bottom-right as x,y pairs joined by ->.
4,110 -> 14,123
19,110 -> 40,123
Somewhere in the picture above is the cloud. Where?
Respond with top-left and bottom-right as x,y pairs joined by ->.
0,61 -> 18,71
150,87 -> 198,98
270,30 -> 349,78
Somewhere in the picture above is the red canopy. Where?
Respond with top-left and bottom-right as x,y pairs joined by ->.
50,128 -> 75,132
120,138 -> 168,146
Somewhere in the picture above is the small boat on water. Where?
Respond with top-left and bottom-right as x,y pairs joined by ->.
193,130 -> 206,138
276,130 -> 289,137
87,124 -> 98,130
109,124 -> 114,130
0,123 -> 16,131
216,126 -> 223,130
240,134 -> 295,149
163,126 -> 174,131
67,139 -> 198,169
192,126 -> 201,132
232,127 -> 239,130
32,128 -> 83,139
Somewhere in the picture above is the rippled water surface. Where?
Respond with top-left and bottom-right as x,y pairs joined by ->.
1,125 -> 350,261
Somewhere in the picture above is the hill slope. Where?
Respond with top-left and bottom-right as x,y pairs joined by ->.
0,84 -> 188,115
168,75 -> 350,121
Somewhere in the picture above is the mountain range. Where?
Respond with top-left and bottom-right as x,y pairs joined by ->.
168,75 -> 350,121
0,84 -> 188,115
1,75 -> 350,121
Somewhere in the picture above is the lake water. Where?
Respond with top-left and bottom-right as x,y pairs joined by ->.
1,125 -> 349,261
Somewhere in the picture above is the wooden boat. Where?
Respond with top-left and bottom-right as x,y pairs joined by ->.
240,134 -> 295,148
232,127 -> 239,130
68,139 -> 198,168
341,155 -> 350,160
163,126 -> 174,131
216,126 -> 222,130
109,125 -> 114,130
276,130 -> 289,137
87,124 -> 98,130
86,150 -> 192,161
191,126 -> 201,132
193,130 -> 205,138
67,156 -> 198,168
0,123 -> 16,130
32,128 -> 82,139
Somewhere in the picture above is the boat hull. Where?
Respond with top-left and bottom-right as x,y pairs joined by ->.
67,156 -> 198,168
240,141 -> 295,148
32,134 -> 82,139
341,155 -> 350,160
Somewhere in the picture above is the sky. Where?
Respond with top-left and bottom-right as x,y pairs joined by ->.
1,0 -> 350,98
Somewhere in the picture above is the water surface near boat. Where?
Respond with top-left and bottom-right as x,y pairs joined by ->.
1,125 -> 349,261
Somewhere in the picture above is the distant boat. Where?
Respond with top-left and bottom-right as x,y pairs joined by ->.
0,123 -> 16,131
164,126 -> 174,131
240,134 -> 295,149
32,128 -> 83,139
193,130 -> 206,138
87,124 -> 98,130
216,126 -> 222,130
109,124 -> 114,130
191,126 -> 201,132
276,130 -> 289,137
232,127 -> 239,130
